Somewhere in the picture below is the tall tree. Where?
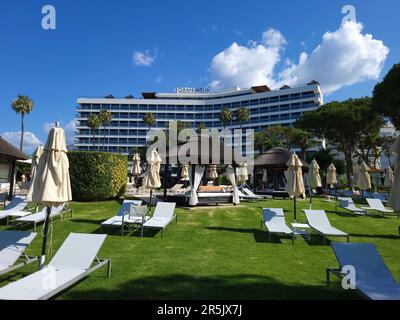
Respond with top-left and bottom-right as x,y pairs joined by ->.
99,109 -> 112,150
196,123 -> 207,134
372,64 -> 400,129
87,114 -> 101,150
285,127 -> 315,161
11,95 -> 33,151
219,107 -> 232,129
236,107 -> 250,128
296,98 -> 383,187
142,112 -> 156,132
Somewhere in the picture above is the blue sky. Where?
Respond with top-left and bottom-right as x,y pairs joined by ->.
1,0 -> 399,153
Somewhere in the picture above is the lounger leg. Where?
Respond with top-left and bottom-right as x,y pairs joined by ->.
347,235 -> 350,243
162,229 -> 164,238
323,236 -> 326,245
268,233 -> 271,242
107,260 -> 112,278
326,269 -> 330,286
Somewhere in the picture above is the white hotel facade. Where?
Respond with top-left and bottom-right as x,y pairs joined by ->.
74,82 -> 324,154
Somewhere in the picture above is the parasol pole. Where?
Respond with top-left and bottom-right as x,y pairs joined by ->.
40,206 -> 52,269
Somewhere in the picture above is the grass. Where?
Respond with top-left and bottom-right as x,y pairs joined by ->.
1,197 -> 399,300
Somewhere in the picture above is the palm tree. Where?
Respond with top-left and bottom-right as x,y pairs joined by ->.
87,114 -> 101,150
219,107 -> 232,129
236,107 -> 250,129
142,112 -> 156,132
11,95 -> 33,151
99,109 -> 112,150
196,123 -> 207,134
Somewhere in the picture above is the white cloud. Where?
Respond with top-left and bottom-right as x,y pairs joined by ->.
280,21 -> 389,94
133,50 -> 156,67
44,120 -> 76,145
209,21 -> 389,94
210,28 -> 286,90
155,75 -> 163,83
1,131 -> 43,154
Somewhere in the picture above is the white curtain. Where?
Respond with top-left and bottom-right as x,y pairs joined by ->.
189,165 -> 205,206
227,166 -> 240,205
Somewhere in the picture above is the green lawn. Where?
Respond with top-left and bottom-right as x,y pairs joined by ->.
1,197 -> 399,300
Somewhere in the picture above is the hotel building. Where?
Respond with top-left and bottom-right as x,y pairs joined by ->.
74,81 -> 324,154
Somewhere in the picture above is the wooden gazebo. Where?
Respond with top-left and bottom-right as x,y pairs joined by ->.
254,147 -> 308,191
0,137 -> 29,200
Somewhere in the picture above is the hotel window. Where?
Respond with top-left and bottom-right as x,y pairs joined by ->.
92,104 -> 100,109
111,104 -> 120,110
186,105 -> 194,111
149,105 -> 157,111
250,99 -> 259,106
270,96 -> 279,103
260,116 -> 269,122
271,114 -> 279,121
240,100 -> 249,107
302,91 -> 315,99
270,105 -> 279,112
259,98 -> 269,104
260,106 -> 269,113
280,95 -> 290,102
195,105 -> 204,111
223,103 -> 231,108
176,114 -> 185,119
139,105 -> 148,111
157,113 -> 166,119
138,130 -> 146,136
158,105 -> 166,111
290,93 -> 301,100
138,138 -> 146,144
195,114 -> 203,119
165,114 -> 175,120
129,104 -> 138,110
280,104 -> 290,111
204,105 -> 213,111
232,102 -> 240,108
120,130 -> 128,135
291,103 -> 301,110
186,114 -> 194,119
167,105 -> 176,111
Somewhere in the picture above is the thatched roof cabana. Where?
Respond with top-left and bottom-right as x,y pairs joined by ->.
254,147 -> 308,192
161,134 -> 247,165
0,137 -> 29,200
254,147 -> 308,169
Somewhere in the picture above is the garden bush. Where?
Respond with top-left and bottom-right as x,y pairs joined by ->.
68,151 -> 127,201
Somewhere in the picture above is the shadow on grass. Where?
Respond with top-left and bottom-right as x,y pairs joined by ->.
59,273 -> 360,300
204,227 -> 290,244
349,233 -> 400,240
70,218 -> 106,225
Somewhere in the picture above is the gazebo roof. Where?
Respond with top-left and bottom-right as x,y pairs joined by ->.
161,134 -> 247,165
0,137 -> 29,160
254,147 -> 308,169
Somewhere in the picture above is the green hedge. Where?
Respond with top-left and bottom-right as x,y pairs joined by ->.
68,151 -> 127,201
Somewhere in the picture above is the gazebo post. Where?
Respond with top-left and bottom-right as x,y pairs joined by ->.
8,159 -> 16,201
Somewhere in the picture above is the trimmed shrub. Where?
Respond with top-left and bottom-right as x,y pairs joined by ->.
68,151 -> 127,201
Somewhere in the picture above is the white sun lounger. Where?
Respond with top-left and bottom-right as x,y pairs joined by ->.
100,200 -> 143,232
142,202 -> 177,237
0,196 -> 28,222
304,210 -> 349,244
337,197 -> 367,216
361,199 -> 397,218
261,208 -> 294,243
242,188 -> 266,200
0,233 -> 111,300
327,243 -> 400,300
0,231 -> 38,276
15,203 -> 70,231
238,189 -> 257,201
